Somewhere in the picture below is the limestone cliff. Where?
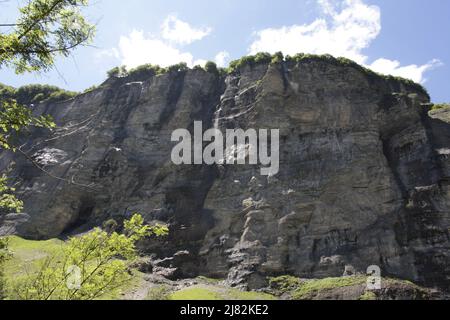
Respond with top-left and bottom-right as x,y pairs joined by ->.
1,56 -> 449,291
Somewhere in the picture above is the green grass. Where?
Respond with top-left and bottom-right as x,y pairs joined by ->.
269,275 -> 303,295
227,289 -> 276,300
98,271 -> 145,300
359,291 -> 377,300
4,236 -> 66,278
169,287 -> 223,300
292,276 -> 367,300
3,236 -> 143,300
431,103 -> 450,111
168,285 -> 277,301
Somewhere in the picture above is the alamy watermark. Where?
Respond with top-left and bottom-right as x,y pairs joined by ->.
171,121 -> 280,176
367,265 -> 382,290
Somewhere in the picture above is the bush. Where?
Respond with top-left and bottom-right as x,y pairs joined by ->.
204,61 -> 218,74
269,275 -> 303,295
167,62 -> 188,73
228,52 -> 272,73
107,66 -> 127,78
0,83 -> 15,100
128,64 -> 167,79
271,51 -> 284,65
44,91 -> 77,104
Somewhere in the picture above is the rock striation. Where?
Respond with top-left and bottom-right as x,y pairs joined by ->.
1,56 -> 449,291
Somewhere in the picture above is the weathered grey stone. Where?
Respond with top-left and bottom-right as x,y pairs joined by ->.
0,59 -> 449,291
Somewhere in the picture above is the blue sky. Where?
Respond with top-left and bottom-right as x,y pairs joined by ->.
0,0 -> 449,102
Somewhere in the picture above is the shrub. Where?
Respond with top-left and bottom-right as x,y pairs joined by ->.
14,84 -> 63,105
45,91 -> 78,104
128,64 -> 167,79
107,65 -> 127,78
0,83 -> 78,106
269,275 -> 303,295
228,52 -> 272,73
204,61 -> 218,74
271,51 -> 284,65
167,62 -> 188,73
0,83 -> 15,100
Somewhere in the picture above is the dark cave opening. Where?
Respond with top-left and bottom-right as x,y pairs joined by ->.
62,201 -> 95,235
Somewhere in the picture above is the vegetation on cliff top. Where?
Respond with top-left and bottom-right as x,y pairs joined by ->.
104,51 -> 428,98
0,83 -> 78,106
227,52 -> 429,98
431,103 -> 450,111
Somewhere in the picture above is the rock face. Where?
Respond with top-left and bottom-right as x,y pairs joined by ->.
1,58 -> 449,291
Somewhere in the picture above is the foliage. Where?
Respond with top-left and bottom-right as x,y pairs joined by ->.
292,276 -> 367,300
107,62 -> 191,81
167,62 -> 188,73
0,0 -> 93,213
0,83 -> 15,100
10,214 -> 168,300
0,0 -> 95,74
224,52 -> 429,98
228,52 -> 272,73
271,51 -> 284,64
0,238 -> 11,300
106,65 -> 128,78
269,275 -> 303,295
285,53 -> 429,97
127,64 -> 167,79
431,103 -> 450,111
204,61 -> 218,74
5,84 -> 77,105
0,98 -> 55,151
0,175 -> 24,212
359,291 -> 377,300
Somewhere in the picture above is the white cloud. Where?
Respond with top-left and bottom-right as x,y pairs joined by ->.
215,51 -> 230,67
369,58 -> 443,83
249,0 -> 441,83
250,0 -> 380,64
113,15 -> 213,68
161,15 -> 211,45
94,48 -> 120,60
118,30 -> 196,68
193,59 -> 208,67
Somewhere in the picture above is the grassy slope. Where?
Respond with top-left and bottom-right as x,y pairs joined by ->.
3,236 -> 142,300
3,236 -> 276,300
